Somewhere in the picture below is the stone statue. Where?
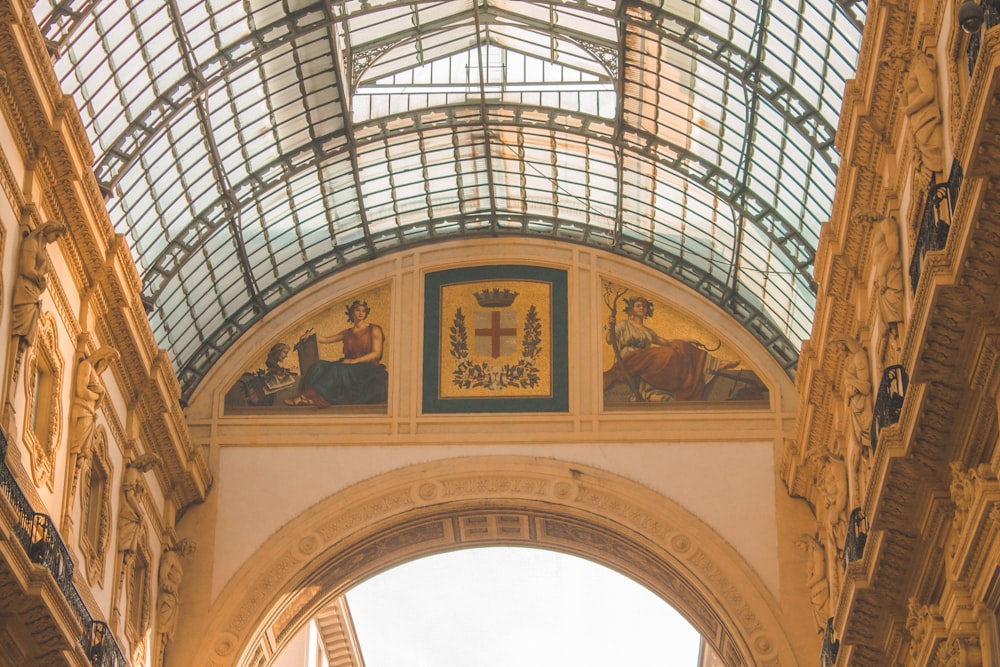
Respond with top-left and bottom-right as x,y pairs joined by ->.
8,222 -> 66,390
11,222 -> 66,348
157,538 -> 196,660
818,456 -> 848,605
66,346 -> 119,505
867,214 -> 904,366
902,51 -> 944,175
794,533 -> 829,632
117,453 -> 160,559
949,461 -> 975,534
830,336 -> 873,510
906,598 -> 936,659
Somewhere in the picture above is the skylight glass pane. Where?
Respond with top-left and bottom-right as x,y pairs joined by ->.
38,0 -> 862,392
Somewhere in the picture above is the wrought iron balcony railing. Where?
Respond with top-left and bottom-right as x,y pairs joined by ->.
821,617 -> 840,667
89,621 -> 128,667
0,431 -> 33,550
871,365 -> 910,453
967,0 -> 1000,75
908,182 -> 952,294
841,507 -> 868,569
0,429 -> 128,667
870,364 -> 909,453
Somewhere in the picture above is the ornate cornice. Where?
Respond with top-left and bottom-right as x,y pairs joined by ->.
0,0 -> 212,518
22,313 -> 63,491
80,426 -> 113,586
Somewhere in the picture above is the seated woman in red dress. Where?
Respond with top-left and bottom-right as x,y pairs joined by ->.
285,300 -> 388,406
603,296 -> 737,401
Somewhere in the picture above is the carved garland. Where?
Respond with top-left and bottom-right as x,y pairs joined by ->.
80,425 -> 113,586
22,312 -> 63,489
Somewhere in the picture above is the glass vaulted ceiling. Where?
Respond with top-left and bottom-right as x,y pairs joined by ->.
33,0 -> 864,400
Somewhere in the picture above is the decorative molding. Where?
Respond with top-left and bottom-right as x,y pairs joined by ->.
21,312 -> 63,490
123,528 -> 152,667
186,458 -> 796,667
0,0 -> 212,524
80,426 -> 113,587
935,634 -> 982,667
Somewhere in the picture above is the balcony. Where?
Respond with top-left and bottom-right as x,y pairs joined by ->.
821,617 -> 840,667
908,184 -> 952,295
870,365 -> 909,454
966,0 -> 1000,75
841,508 -> 869,569
0,429 -> 128,666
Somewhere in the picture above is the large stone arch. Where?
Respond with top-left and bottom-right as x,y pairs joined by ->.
190,456 -> 798,666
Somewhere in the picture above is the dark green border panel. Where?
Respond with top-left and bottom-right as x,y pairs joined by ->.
423,265 -> 569,413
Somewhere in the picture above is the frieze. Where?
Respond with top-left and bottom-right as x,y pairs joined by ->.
0,68 -> 32,170
226,549 -> 303,636
53,93 -> 94,165
689,546 -> 763,635
439,475 -> 550,498
11,0 -> 63,106
574,483 -> 670,538
0,32 -> 50,145
314,489 -> 416,543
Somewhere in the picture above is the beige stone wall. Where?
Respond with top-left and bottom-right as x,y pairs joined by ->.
174,241 -> 819,665
0,1 -> 211,663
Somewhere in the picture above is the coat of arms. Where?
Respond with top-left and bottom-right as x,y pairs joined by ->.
449,288 -> 542,390
423,265 -> 567,413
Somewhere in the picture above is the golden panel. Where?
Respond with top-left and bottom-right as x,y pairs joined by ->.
438,278 -> 553,399
224,283 -> 391,413
601,278 -> 768,406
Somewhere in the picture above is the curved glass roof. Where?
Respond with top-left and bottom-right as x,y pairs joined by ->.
33,0 -> 864,400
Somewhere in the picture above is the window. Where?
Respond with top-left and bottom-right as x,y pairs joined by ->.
125,534 -> 152,659
80,427 -> 112,585
22,313 -> 63,489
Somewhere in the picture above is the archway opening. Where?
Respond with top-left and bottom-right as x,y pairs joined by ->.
274,546 -> 717,666
195,458 -> 795,667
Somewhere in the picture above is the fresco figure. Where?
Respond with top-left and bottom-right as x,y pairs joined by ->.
603,295 -> 738,401
285,299 -> 387,407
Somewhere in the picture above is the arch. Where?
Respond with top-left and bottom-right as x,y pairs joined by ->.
189,457 -> 798,666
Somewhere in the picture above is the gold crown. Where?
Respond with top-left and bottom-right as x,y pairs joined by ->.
473,288 -> 519,308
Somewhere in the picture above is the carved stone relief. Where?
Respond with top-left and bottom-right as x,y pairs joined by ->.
157,538 -> 196,664
794,533 -> 829,632
21,312 -> 62,490
66,345 -> 119,509
79,426 -> 112,586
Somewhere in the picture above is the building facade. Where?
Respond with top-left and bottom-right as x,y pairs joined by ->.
0,0 -> 998,665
